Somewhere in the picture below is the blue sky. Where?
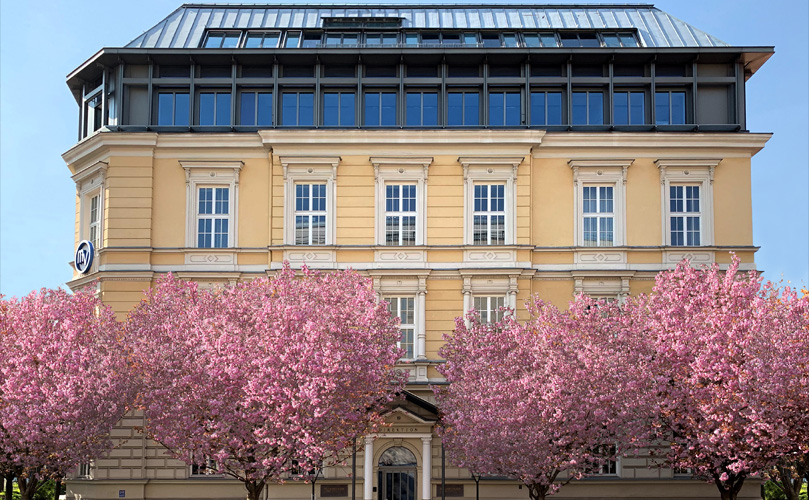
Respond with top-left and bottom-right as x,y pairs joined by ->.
1,0 -> 807,297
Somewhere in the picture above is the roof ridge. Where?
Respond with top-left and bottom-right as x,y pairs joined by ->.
179,2 -> 658,7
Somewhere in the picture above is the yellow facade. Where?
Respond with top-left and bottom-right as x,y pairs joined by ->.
65,129 -> 768,500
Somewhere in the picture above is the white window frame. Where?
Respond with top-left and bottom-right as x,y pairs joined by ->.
462,273 -> 519,326
294,182 -> 329,245
461,157 -> 522,246
73,161 -> 108,265
387,296 -> 417,359
195,186 -> 232,248
657,159 -> 718,247
372,273 -> 427,360
570,160 -> 631,248
573,274 -> 631,303
190,457 -> 221,477
77,462 -> 92,479
473,295 -> 506,323
371,157 -> 431,246
282,156 -> 340,245
181,161 -> 242,249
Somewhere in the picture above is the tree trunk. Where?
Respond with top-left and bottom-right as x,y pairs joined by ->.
18,476 -> 39,500
526,483 -> 549,500
53,478 -> 62,500
775,463 -> 804,500
4,473 -> 14,500
245,480 -> 266,500
713,474 -> 745,500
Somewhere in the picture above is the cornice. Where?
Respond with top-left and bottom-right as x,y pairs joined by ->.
260,129 -> 545,148
537,132 -> 772,157
62,132 -> 158,170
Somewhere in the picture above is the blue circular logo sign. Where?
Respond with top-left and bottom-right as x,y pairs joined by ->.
75,240 -> 95,274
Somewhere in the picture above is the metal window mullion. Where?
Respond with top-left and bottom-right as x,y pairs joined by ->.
231,62 -> 237,127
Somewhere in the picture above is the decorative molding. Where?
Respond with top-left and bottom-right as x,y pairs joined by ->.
459,156 -> 524,180
536,132 -> 771,156
279,156 -> 341,180
181,161 -> 242,249
655,158 -> 721,185
370,157 -> 433,182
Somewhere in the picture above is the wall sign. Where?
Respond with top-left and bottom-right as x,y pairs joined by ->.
75,240 -> 95,274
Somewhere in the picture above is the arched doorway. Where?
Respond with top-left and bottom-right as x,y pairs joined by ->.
377,446 -> 417,500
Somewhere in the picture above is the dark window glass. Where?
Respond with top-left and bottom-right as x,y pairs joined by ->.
489,92 -> 521,126
283,66 -> 314,78
302,33 -> 321,47
244,33 -> 262,48
523,34 -> 541,47
323,66 -> 355,78
578,32 -> 599,47
540,33 -> 557,47
602,33 -> 621,47
502,33 -> 518,47
198,92 -> 231,126
203,33 -> 223,48
241,66 -> 273,78
200,66 -> 231,78
406,92 -> 438,126
560,32 -> 580,47
655,91 -> 686,124
365,66 -> 397,78
614,91 -> 644,125
282,92 -> 314,126
421,33 -> 440,45
448,92 -> 479,126
489,66 -> 520,77
323,92 -> 355,126
405,33 -> 418,46
530,92 -> 562,125
448,66 -> 479,78
656,65 -> 686,77
463,32 -> 478,45
619,33 -> 638,47
614,65 -> 644,77
531,65 -> 562,77
407,66 -> 438,77
481,33 -> 500,47
157,92 -> 189,126
442,33 -> 461,45
239,92 -> 272,126
572,91 -> 603,125
572,65 -> 603,77
365,92 -> 396,126
159,66 -> 189,78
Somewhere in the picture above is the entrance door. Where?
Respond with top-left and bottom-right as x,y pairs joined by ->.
378,469 -> 416,500
377,446 -> 418,500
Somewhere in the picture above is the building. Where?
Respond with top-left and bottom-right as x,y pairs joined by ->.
63,4 -> 772,500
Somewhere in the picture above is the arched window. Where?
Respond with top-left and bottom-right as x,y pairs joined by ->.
378,446 -> 417,467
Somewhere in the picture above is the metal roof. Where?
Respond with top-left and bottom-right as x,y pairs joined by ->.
125,4 -> 729,49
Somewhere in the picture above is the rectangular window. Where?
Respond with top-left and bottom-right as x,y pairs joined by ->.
157,92 -> 189,126
88,194 -> 101,250
489,92 -> 521,126
203,31 -> 240,48
388,297 -> 415,359
613,91 -> 644,125
670,185 -> 701,246
294,183 -> 327,245
655,91 -> 687,125
244,31 -> 280,48
590,445 -> 619,476
405,92 -> 438,126
530,91 -> 563,125
198,91 -> 231,126
572,91 -> 604,125
473,296 -> 505,323
385,184 -> 417,246
481,33 -> 501,47
77,463 -> 91,478
323,92 -> 355,127
473,184 -> 505,245
197,187 -> 229,248
582,186 -> 614,247
364,92 -> 397,126
281,92 -> 314,126
191,458 -> 218,476
365,33 -> 397,45
239,91 -> 272,126
448,92 -> 479,126
284,31 -> 301,48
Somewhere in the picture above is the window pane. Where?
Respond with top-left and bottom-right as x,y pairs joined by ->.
216,93 -> 230,126
257,93 -> 272,126
240,92 -> 256,125
530,92 -> 546,125
244,33 -> 262,48
214,219 -> 228,247
464,33 -> 478,45
505,93 -> 520,125
365,93 -> 380,126
199,93 -> 215,125
295,215 -> 308,245
572,92 -> 587,124
215,188 -> 229,214
489,93 -> 504,126
503,33 -> 518,47
285,32 -> 300,48
671,92 -> 686,124
204,33 -> 222,48
579,33 -> 599,47
583,186 -> 596,213
198,188 -> 213,214
619,33 -> 638,47
630,92 -> 644,124
324,93 -> 339,126
481,33 -> 500,47
600,217 -> 614,246
540,33 -> 557,47
406,93 -> 421,126
222,33 -> 240,48
547,92 -> 562,125
198,219 -> 212,248
524,34 -> 540,47
174,93 -> 189,126
381,93 -> 396,126
603,33 -> 620,47
158,93 -> 174,125
473,215 -> 487,244
448,93 -> 463,126
655,92 -> 670,125
464,93 -> 479,125
588,92 -> 603,125
282,93 -> 297,125
614,92 -> 628,125
583,217 -> 597,246
670,186 -> 683,212
423,93 -> 438,126
299,93 -> 313,126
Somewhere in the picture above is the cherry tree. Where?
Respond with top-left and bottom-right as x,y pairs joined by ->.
127,266 -> 405,500
0,288 -> 134,500
629,258 -> 809,500
435,297 -> 651,500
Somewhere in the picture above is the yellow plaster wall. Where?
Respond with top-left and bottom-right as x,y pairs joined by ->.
238,158 -> 272,247
532,158 -> 574,246
531,278 -> 575,309
426,158 -> 464,245
424,278 -> 463,358
150,158 -> 185,247
626,159 -> 662,246
104,156 -> 154,248
336,159 -> 375,244
714,158 -> 753,246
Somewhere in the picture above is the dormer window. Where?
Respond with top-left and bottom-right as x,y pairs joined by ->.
560,31 -> 599,48
244,31 -> 280,48
602,32 -> 639,47
202,31 -> 241,48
